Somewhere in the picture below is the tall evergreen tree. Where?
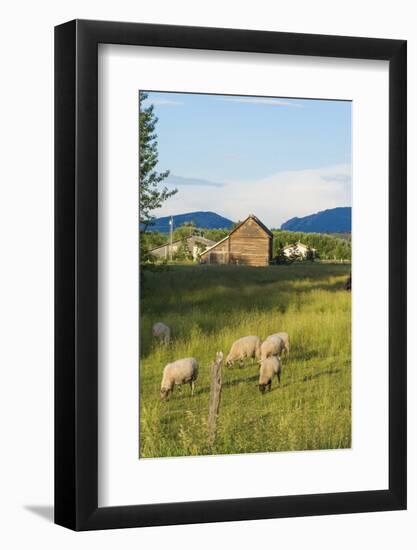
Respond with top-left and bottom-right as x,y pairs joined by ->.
139,92 -> 177,230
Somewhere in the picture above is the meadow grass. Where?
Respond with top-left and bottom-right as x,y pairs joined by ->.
139,263 -> 351,458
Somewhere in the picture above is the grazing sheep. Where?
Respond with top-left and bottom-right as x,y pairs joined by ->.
260,335 -> 284,361
160,357 -> 198,400
152,322 -> 171,345
226,335 -> 261,367
267,332 -> 290,358
258,356 -> 282,393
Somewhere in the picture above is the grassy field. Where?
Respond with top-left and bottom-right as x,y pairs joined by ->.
139,263 -> 351,458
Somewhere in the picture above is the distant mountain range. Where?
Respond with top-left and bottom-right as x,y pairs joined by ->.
145,207 -> 351,234
280,207 -> 351,233
146,211 -> 234,232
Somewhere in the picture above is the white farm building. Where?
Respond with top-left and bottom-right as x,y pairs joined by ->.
148,235 -> 215,261
282,241 -> 316,259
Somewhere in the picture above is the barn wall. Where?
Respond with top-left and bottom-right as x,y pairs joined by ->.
149,245 -> 169,258
229,219 -> 270,266
200,239 -> 229,264
199,218 -> 272,266
149,243 -> 181,258
150,236 -> 216,261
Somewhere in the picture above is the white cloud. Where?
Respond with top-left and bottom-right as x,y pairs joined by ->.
218,97 -> 303,108
144,99 -> 183,106
165,174 -> 224,188
156,164 -> 351,228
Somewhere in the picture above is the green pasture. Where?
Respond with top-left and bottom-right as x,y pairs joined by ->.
139,263 -> 351,458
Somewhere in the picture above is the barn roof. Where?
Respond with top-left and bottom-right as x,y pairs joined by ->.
148,239 -> 181,252
199,235 -> 229,256
148,235 -> 215,253
230,214 -> 273,238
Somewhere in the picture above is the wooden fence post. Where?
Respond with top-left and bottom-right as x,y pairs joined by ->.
208,351 -> 223,447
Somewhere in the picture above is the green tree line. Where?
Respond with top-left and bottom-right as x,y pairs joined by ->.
272,230 -> 351,260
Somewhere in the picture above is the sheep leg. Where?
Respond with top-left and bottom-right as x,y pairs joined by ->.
190,380 -> 195,396
277,370 -> 281,386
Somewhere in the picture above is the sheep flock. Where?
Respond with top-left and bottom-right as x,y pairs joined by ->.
152,322 -> 290,399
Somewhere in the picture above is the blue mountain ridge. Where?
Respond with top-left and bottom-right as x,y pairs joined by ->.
145,211 -> 235,232
280,207 -> 351,233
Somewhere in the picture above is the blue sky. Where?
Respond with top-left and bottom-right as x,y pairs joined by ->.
141,91 -> 352,227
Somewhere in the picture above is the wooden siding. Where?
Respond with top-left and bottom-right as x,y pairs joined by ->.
200,215 -> 272,267
229,218 -> 270,266
202,238 -> 229,264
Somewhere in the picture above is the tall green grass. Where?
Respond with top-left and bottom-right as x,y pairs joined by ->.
139,263 -> 351,458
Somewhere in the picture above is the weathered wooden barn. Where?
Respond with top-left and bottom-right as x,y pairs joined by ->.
199,214 -> 273,266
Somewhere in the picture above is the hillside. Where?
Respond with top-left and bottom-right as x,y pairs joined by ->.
281,207 -> 351,233
146,211 -> 234,232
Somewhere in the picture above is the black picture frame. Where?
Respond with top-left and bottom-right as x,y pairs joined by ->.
55,19 -> 407,531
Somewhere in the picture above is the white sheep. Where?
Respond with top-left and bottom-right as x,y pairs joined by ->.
260,335 -> 284,361
226,335 -> 261,367
266,332 -> 290,358
160,357 -> 198,400
258,355 -> 282,393
152,322 -> 171,345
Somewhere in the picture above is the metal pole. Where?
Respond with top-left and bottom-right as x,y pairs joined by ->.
169,216 -> 173,261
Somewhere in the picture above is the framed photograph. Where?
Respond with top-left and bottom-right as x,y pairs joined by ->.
55,20 -> 406,530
